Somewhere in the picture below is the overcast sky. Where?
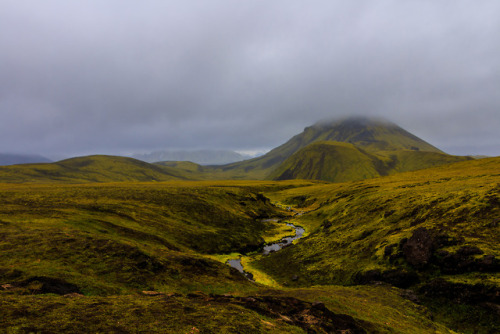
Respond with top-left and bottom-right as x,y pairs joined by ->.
1,1 -> 499,158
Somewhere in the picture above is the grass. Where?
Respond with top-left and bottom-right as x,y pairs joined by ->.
0,181 -> 306,297
252,157 -> 500,333
268,141 -> 470,183
1,158 -> 499,332
0,155 -> 194,183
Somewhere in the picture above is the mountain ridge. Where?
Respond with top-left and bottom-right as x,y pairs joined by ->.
208,116 -> 465,181
0,117 -> 475,183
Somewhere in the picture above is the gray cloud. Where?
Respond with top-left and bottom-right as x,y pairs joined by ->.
1,0 -> 499,158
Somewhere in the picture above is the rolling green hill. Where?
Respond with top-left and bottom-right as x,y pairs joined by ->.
206,117 -> 469,181
0,155 -> 195,183
270,141 -> 471,182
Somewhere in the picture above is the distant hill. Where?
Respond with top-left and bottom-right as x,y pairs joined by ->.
208,117 -> 469,181
0,153 -> 51,166
0,155 -> 193,183
133,149 -> 250,165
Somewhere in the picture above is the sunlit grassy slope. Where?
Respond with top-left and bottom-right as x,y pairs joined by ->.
0,155 -> 194,183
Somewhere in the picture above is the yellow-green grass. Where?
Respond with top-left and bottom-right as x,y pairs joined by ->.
1,180 -> 321,296
0,155 -> 196,183
0,284 -> 459,333
255,157 -> 500,287
269,141 -> 471,183
255,285 -> 456,333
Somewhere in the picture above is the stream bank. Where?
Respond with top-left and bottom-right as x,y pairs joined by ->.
227,219 -> 305,281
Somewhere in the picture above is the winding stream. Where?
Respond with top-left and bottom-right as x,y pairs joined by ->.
227,219 -> 304,280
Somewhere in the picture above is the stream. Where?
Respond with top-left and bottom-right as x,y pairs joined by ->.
227,219 -> 305,280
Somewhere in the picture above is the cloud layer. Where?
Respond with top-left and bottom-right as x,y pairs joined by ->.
1,1 -> 499,157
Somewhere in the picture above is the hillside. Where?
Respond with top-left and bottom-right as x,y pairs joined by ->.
269,141 -> 382,182
0,179 -> 458,333
1,159 -> 498,332
207,117 -> 469,181
251,157 -> 500,332
270,141 -> 471,182
0,155 -> 194,183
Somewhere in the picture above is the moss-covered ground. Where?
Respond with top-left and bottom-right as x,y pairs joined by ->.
1,158 -> 499,332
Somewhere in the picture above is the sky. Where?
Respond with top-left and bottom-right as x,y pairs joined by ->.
1,1 -> 499,159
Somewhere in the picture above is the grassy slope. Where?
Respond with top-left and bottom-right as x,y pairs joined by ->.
0,179 -> 459,333
0,181 -> 293,296
192,118 -> 469,181
269,141 -> 471,183
256,157 -> 500,285
253,157 -> 500,333
269,141 -> 381,182
0,155 -> 194,183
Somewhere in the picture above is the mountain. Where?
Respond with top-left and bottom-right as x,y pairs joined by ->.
270,141 -> 382,182
133,149 -> 250,165
0,153 -> 51,166
1,158 -> 498,333
270,141 -> 471,183
0,155 -> 194,183
209,116 -> 469,181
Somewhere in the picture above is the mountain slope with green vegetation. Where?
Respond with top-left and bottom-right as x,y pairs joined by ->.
204,117 -> 469,181
269,141 -> 382,182
0,155 -> 195,183
270,141 -> 471,182
252,157 -> 500,333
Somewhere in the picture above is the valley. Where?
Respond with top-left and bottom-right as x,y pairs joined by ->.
0,118 -> 498,333
1,157 -> 498,333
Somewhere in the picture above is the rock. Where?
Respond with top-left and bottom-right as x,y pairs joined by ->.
355,269 -> 419,289
63,293 -> 85,298
17,276 -> 82,295
229,295 -> 369,333
400,289 -> 420,303
402,228 -> 435,268
384,244 -> 397,258
457,246 -> 483,256
141,291 -> 164,296
312,301 -> 326,310
419,278 -> 500,304
435,247 -> 498,274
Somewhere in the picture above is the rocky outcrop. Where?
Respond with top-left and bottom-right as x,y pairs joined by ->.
401,227 -> 436,268
186,293 -> 372,333
419,278 -> 500,305
396,228 -> 499,275
354,269 -> 419,289
15,276 -> 82,295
